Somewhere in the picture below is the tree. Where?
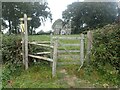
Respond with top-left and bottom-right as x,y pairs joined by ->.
2,2 -> 52,35
62,2 -> 118,34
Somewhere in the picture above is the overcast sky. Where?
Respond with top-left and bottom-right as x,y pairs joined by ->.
36,0 -> 84,32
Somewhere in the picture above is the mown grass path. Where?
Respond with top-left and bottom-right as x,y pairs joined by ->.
4,64 -> 117,88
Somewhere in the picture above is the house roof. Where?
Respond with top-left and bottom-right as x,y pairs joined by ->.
52,19 -> 63,29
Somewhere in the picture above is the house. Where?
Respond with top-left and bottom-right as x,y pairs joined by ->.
52,19 -> 71,35
52,19 -> 63,35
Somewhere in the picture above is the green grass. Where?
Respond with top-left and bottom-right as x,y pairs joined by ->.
3,63 -> 118,88
29,35 -> 51,41
11,64 -> 59,88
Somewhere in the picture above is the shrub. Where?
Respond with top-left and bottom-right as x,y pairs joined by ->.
2,35 -> 22,63
2,35 -> 23,87
91,24 -> 120,85
92,24 -> 120,72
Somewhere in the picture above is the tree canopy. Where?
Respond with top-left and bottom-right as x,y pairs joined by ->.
62,2 -> 118,34
2,2 -> 52,35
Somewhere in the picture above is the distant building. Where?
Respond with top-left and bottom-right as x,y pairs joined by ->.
52,19 -> 71,35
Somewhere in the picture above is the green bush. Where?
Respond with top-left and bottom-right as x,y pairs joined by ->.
92,24 -> 120,72
91,24 -> 120,85
2,35 -> 23,87
2,35 -> 22,63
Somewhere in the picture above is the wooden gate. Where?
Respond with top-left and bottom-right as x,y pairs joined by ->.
51,34 -> 85,66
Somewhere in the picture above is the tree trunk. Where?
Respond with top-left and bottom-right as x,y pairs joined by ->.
8,20 -> 12,35
14,26 -> 17,34
29,26 -> 33,35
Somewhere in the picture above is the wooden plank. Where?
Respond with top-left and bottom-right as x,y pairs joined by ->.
52,37 -> 82,40
62,44 -> 80,46
28,54 -> 53,62
58,50 -> 80,53
52,39 -> 58,77
29,42 -> 53,48
35,52 -> 51,55
35,41 -> 50,44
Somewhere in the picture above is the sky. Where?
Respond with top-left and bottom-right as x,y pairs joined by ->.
35,0 -> 84,32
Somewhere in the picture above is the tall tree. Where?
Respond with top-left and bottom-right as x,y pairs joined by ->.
2,2 -> 52,35
62,2 -> 118,34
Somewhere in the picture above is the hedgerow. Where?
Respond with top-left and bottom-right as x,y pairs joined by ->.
91,24 -> 120,86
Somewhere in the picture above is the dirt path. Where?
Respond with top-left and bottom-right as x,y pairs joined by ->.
58,68 -> 94,88
60,69 -> 77,87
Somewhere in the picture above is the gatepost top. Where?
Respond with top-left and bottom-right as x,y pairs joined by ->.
19,14 -> 32,21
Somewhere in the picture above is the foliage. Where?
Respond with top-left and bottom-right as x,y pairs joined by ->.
91,24 -> 120,85
2,35 -> 23,87
2,2 -> 52,35
2,35 -> 22,63
62,2 -> 118,34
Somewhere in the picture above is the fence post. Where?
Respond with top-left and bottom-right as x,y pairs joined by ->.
21,31 -> 25,65
86,31 -> 93,63
50,32 -> 53,67
52,38 -> 58,77
24,14 -> 28,70
80,34 -> 84,65
50,32 -> 53,59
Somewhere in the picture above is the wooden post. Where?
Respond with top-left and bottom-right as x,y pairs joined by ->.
50,32 -> 53,59
20,22 -> 25,65
50,32 -> 53,67
24,14 -> 29,70
52,38 -> 58,77
80,34 -> 84,65
19,14 -> 32,70
0,4 -> 2,87
86,31 -> 93,63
